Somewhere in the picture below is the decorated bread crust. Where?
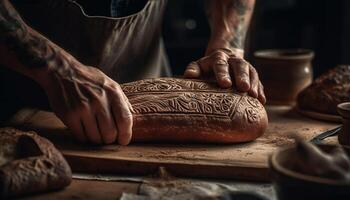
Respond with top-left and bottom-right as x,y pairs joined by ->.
122,78 -> 268,143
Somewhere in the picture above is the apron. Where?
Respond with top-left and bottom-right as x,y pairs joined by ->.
12,0 -> 171,82
0,0 -> 170,121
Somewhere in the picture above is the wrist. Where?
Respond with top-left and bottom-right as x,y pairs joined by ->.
206,37 -> 244,58
31,50 -> 78,89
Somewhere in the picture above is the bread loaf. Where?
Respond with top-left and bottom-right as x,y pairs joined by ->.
121,78 -> 268,143
298,65 -> 350,115
0,128 -> 72,198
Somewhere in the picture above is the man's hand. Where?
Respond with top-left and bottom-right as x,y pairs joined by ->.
184,48 -> 265,104
37,57 -> 133,145
184,0 -> 265,104
0,0 -> 133,145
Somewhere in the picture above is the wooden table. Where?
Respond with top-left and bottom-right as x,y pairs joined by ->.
8,105 -> 340,181
5,105 -> 340,199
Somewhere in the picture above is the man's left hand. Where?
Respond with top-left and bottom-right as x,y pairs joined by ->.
184,48 -> 266,104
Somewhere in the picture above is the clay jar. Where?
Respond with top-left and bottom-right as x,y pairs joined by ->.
337,102 -> 350,145
254,49 -> 314,105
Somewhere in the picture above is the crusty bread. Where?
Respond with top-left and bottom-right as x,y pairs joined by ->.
121,78 -> 268,143
0,128 -> 71,198
297,65 -> 350,115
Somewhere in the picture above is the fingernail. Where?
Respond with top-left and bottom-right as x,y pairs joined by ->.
222,77 -> 232,87
239,84 -> 249,92
185,69 -> 198,77
254,90 -> 259,98
186,69 -> 197,73
119,138 -> 130,146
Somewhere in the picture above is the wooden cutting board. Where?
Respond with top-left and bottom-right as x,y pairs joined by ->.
7,106 -> 339,181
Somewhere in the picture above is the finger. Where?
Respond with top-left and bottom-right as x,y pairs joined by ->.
197,56 -> 212,74
213,58 -> 232,88
258,81 -> 266,104
122,91 -> 134,113
111,87 -> 133,145
92,91 -> 118,144
229,58 -> 250,91
64,117 -> 87,143
184,62 -> 201,78
81,105 -> 103,144
249,66 -> 259,98
96,109 -> 117,144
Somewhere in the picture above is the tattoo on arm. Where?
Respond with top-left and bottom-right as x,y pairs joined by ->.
206,0 -> 255,50
0,0 -> 62,69
229,0 -> 251,49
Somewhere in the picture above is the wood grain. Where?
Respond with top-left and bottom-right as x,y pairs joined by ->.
7,106 -> 339,181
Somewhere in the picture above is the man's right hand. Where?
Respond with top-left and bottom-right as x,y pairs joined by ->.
36,58 -> 134,145
0,0 -> 133,145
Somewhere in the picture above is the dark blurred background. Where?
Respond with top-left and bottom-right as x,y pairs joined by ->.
1,0 -> 350,122
163,0 -> 350,77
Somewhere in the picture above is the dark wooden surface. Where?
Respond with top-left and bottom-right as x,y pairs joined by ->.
8,106 -> 340,181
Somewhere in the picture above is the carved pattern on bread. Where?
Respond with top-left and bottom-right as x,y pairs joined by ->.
123,78 -> 265,124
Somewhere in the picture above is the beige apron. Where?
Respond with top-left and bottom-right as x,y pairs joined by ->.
0,0 -> 170,121
12,0 -> 171,83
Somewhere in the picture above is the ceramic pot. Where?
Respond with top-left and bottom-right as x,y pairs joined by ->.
269,144 -> 350,200
254,49 -> 314,105
337,102 -> 350,145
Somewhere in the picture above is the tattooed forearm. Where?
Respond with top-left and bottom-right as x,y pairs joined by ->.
0,0 -> 68,71
228,0 -> 252,48
229,0 -> 250,16
205,0 -> 255,51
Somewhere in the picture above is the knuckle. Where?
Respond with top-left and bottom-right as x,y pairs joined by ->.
198,56 -> 207,62
91,99 -> 106,112
229,57 -> 245,66
250,67 -> 260,79
260,83 -> 264,90
215,59 -> 228,66
239,70 -> 249,77
107,82 -> 121,92
216,72 -> 229,78
250,65 -> 257,73
212,51 -> 227,60
114,84 -> 124,94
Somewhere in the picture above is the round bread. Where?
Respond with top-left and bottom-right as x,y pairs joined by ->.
298,65 -> 350,115
0,128 -> 72,198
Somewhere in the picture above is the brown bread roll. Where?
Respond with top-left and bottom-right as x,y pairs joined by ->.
0,128 -> 72,199
298,65 -> 350,115
121,78 -> 268,143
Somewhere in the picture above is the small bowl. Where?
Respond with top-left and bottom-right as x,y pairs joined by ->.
338,102 -> 350,119
338,102 -> 350,145
269,144 -> 350,200
254,49 -> 314,105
